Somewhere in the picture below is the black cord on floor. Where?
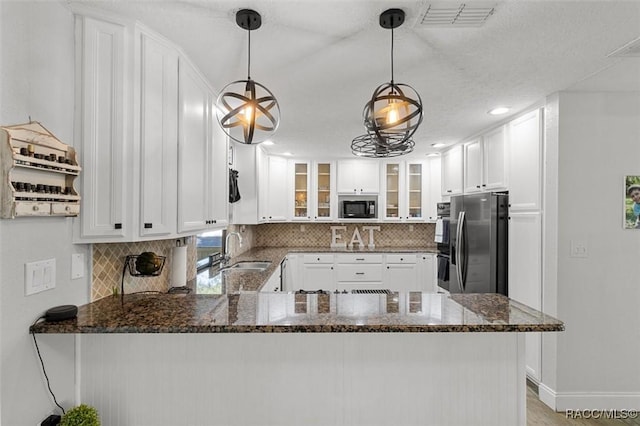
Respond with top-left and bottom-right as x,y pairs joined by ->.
31,316 -> 66,416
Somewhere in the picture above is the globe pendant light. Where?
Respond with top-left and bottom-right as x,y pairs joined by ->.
216,9 -> 280,144
351,133 -> 415,158
362,9 -> 422,150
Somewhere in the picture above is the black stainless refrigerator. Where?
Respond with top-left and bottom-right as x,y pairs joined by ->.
449,192 -> 508,295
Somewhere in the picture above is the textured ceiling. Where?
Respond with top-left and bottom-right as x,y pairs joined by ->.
69,0 -> 640,159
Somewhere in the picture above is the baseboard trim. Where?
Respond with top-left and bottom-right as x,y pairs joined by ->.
538,383 -> 640,411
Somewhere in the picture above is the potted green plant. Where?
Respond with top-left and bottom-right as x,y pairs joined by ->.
60,404 -> 100,426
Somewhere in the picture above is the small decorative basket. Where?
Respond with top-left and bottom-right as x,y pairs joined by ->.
126,254 -> 166,277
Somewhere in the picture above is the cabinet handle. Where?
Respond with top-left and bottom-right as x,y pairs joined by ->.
476,185 -> 481,188
213,219 -> 217,224
482,184 -> 487,187
115,223 -> 122,229
386,266 -> 389,269
355,272 -> 365,275
400,258 -> 404,261
32,205 -> 39,211
144,223 -> 153,229
447,190 -> 452,193
355,258 -> 365,261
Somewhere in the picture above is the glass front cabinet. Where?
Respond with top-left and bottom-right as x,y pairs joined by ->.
381,161 -> 426,221
292,161 -> 310,220
314,162 -> 334,221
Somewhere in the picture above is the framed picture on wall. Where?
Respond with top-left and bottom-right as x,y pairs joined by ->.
624,175 -> 640,229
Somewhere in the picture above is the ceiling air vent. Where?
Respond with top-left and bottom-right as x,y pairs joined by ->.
608,36 -> 640,58
419,2 -> 496,27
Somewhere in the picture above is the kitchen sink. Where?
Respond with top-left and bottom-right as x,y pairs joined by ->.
229,261 -> 272,272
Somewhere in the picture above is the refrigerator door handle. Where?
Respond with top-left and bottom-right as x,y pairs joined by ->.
455,211 -> 465,292
460,210 -> 468,292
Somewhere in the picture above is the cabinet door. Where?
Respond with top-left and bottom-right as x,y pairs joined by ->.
314,162 -> 335,221
382,162 -> 403,220
463,139 -> 483,193
508,212 -> 542,381
406,162 -> 426,220
426,156 -> 441,221
337,160 -> 380,194
301,264 -> 335,291
418,254 -> 436,292
508,109 -> 541,211
256,145 -> 268,223
138,32 -> 178,237
384,264 -> 418,292
209,122 -> 229,227
292,161 -> 310,220
78,17 -> 128,239
483,125 -> 508,191
441,144 -> 463,197
266,156 -> 289,221
177,59 -> 212,233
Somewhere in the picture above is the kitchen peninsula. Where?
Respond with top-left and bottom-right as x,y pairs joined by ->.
32,252 -> 563,426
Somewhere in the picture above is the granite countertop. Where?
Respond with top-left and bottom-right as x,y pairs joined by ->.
203,246 -> 439,293
31,292 -> 564,334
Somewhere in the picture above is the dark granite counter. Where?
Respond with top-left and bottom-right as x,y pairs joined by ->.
199,246 -> 438,293
31,292 -> 563,334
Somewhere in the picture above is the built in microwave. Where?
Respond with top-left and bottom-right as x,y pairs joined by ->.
341,200 -> 376,219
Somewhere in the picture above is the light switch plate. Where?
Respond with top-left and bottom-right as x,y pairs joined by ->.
25,258 -> 56,296
71,253 -> 85,279
570,239 -> 588,258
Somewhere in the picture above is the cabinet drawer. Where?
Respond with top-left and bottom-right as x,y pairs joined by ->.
336,264 -> 382,282
51,203 -> 80,216
14,201 -> 50,216
335,254 -> 383,264
385,254 -> 417,264
302,254 -> 335,264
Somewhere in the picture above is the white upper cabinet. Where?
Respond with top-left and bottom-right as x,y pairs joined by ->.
177,58 -> 212,233
75,16 -> 227,241
406,162 -> 427,221
482,125 -> 508,191
210,122 -> 229,228
381,162 -> 404,221
462,125 -> 508,195
508,109 -> 542,212
337,160 -> 380,194
463,139 -> 483,193
426,156 -> 441,221
313,161 -> 336,221
441,144 -> 464,197
291,161 -> 311,221
138,31 -> 178,237
75,16 -> 128,241
265,156 -> 289,221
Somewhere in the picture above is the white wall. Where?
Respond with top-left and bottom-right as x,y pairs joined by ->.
543,91 -> 640,409
0,2 -> 91,425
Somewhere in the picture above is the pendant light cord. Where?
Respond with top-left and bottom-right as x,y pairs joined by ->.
390,26 -> 395,85
247,26 -> 252,80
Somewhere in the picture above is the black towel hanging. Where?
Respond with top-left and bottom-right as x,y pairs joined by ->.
229,169 -> 241,203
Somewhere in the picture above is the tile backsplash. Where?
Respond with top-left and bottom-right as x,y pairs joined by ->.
92,238 -> 196,301
253,223 -> 436,249
90,223 -> 435,300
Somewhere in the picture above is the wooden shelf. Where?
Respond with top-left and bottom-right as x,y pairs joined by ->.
1,122 -> 81,218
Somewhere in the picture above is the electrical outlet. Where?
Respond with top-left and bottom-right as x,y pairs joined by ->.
71,253 -> 85,279
570,240 -> 588,258
25,258 -> 56,296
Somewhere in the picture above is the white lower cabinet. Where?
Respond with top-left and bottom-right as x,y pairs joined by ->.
290,252 -> 436,293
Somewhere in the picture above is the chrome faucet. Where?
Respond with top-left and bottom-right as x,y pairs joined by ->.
222,232 -> 243,265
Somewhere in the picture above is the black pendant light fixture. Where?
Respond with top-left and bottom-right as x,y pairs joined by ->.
216,9 -> 280,145
351,133 -> 415,158
358,8 -> 422,154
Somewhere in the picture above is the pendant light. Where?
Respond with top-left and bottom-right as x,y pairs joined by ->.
351,133 -> 415,158
216,9 -> 280,145
361,9 -> 422,150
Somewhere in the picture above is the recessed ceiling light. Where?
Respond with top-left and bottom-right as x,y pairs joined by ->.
431,143 -> 446,148
262,140 -> 274,146
283,152 -> 293,156
488,107 -> 510,115
426,153 -> 440,157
